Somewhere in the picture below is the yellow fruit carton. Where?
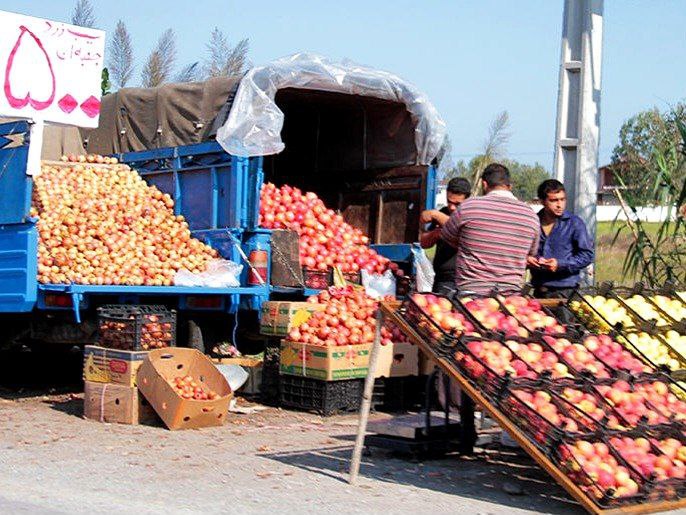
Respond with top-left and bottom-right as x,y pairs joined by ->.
260,301 -> 325,337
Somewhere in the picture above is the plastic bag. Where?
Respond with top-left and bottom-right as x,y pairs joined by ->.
216,53 -> 446,165
174,259 -> 243,288
361,269 -> 396,299
411,245 -> 435,293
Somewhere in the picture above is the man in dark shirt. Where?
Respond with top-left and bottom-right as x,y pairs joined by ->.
419,177 -> 471,295
529,179 -> 594,298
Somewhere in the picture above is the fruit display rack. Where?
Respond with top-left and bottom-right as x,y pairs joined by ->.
380,300 -> 686,514
610,285 -> 686,334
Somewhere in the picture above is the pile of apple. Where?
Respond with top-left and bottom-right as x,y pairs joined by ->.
259,183 -> 398,276
609,436 -> 686,481
618,332 -> 683,372
570,295 -> 632,332
460,297 -> 528,337
33,156 -> 218,285
543,336 -> 612,379
581,334 -> 653,375
595,380 -> 686,426
171,375 -> 219,401
508,389 -> 592,435
503,340 -> 571,379
558,387 -> 627,430
410,294 -> 477,337
558,440 -> 640,499
99,313 -> 174,350
500,295 -> 566,334
650,295 -> 686,323
621,295 -> 670,327
289,287 -> 388,346
455,340 -> 537,381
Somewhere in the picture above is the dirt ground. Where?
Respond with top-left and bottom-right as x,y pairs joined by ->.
0,350 -> 676,515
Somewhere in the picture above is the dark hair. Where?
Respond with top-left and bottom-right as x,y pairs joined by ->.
446,177 -> 471,197
481,163 -> 510,187
537,179 -> 565,201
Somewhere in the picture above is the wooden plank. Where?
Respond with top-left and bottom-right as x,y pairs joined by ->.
380,302 -> 686,515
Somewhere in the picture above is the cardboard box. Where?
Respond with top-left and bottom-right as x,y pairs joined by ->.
374,342 -> 419,378
212,357 -> 263,395
83,381 -> 158,425
83,345 -> 148,387
419,350 -> 438,375
260,301 -> 325,337
280,340 -> 371,381
137,348 -> 233,430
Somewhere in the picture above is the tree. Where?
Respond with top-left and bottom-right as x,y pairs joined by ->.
204,28 -> 250,78
101,68 -> 111,96
175,62 -> 201,83
71,0 -> 96,28
611,103 -> 686,204
108,21 -> 135,89
141,29 -> 177,88
505,160 -> 550,202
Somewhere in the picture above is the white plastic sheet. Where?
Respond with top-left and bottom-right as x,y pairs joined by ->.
216,53 -> 447,165
361,269 -> 396,299
411,245 -> 435,293
174,259 -> 243,288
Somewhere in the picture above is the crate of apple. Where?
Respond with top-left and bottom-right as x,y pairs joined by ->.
403,293 -> 477,349
617,332 -> 686,376
609,436 -> 686,500
503,340 -> 572,380
499,295 -> 567,335
581,334 -> 655,376
542,336 -> 612,379
556,440 -> 643,505
501,388 -> 599,449
557,387 -> 629,430
633,381 -> 686,425
171,374 -> 220,401
595,381 -> 679,427
458,296 -> 529,338
97,304 -> 176,351
452,338 -> 541,397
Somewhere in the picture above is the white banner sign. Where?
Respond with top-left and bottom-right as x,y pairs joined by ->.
0,10 -> 105,127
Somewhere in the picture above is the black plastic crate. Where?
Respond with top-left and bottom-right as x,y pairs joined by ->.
302,267 -> 331,290
550,383 -> 632,432
553,438 -> 647,508
400,293 -> 479,354
497,386 -> 602,452
280,375 -> 363,416
97,304 -> 176,351
607,432 -> 686,502
395,275 -> 412,297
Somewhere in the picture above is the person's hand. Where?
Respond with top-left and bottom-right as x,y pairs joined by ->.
420,210 -> 436,224
540,258 -> 559,272
527,256 -> 541,268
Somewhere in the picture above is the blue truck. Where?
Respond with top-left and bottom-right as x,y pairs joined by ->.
0,86 -> 438,352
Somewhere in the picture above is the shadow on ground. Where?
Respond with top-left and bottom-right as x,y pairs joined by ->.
261,442 -> 584,514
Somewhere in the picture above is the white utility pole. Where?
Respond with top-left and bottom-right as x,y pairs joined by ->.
553,0 -> 604,284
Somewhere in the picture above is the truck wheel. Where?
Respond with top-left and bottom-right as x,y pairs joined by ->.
188,320 -> 205,354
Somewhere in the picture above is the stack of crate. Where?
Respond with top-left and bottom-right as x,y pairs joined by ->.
82,305 -> 176,425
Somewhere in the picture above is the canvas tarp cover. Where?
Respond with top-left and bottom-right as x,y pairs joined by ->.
80,77 -> 240,155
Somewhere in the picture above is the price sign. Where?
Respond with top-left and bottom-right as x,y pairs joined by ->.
0,10 -> 105,127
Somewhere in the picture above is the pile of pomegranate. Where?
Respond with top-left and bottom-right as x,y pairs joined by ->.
259,183 -> 400,276
171,374 -> 219,401
287,286 -> 393,346
99,313 -> 173,350
33,155 -> 218,285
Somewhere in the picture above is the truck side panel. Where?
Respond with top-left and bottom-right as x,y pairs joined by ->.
0,223 -> 38,312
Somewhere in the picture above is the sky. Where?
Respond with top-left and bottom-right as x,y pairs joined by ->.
4,0 -> 686,171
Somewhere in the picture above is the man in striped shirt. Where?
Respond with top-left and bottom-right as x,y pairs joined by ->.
423,163 -> 539,295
